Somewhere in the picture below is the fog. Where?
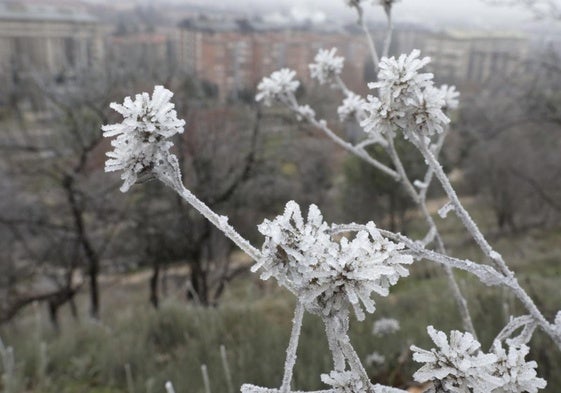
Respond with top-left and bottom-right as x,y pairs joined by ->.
153,0 -> 536,28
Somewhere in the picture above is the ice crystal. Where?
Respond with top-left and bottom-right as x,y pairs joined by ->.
361,95 -> 403,137
440,84 -> 460,110
370,50 -> 433,103
338,93 -> 366,122
321,370 -> 365,392
256,68 -> 300,106
491,341 -> 546,393
309,48 -> 345,85
406,86 -> 450,136
372,318 -> 400,336
102,86 -> 185,192
253,201 -> 413,320
412,327 -> 547,393
362,50 -> 451,138
295,104 -> 316,121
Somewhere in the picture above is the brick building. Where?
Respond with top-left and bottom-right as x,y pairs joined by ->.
177,17 -> 372,99
0,1 -> 104,78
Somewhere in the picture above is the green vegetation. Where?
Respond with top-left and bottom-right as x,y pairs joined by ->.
1,202 -> 561,393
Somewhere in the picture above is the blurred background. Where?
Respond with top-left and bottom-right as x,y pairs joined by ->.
0,0 -> 561,392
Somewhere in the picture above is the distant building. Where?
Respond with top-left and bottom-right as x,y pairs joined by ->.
109,32 -> 175,73
0,1 -> 104,79
423,30 -> 529,85
177,17 -> 372,100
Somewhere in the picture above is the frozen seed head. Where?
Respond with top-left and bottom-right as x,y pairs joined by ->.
309,48 -> 345,85
256,68 -> 300,106
254,201 -> 413,320
102,86 -> 185,192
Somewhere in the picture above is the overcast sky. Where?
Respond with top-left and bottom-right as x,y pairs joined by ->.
163,0 -> 541,29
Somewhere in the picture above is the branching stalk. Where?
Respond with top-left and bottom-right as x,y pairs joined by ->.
280,302 -> 305,393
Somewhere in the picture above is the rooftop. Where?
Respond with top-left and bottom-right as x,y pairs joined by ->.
0,2 -> 97,23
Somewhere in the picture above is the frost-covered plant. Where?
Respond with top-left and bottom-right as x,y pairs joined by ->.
102,0 -> 561,392
253,201 -> 413,320
372,318 -> 400,337
338,93 -> 367,122
362,50 -> 449,138
256,68 -> 300,106
309,48 -> 345,85
411,326 -> 547,393
102,85 -> 185,192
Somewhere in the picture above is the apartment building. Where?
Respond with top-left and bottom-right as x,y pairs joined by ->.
0,1 -> 104,78
177,17 -> 372,99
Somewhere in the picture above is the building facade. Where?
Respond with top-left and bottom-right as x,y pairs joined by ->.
0,1 -> 104,78
177,18 -> 372,99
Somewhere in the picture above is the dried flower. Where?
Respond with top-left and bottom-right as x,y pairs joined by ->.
102,86 -> 185,192
309,48 -> 345,85
256,68 -> 300,106
254,201 -> 413,320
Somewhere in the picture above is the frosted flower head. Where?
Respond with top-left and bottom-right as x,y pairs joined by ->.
369,50 -> 433,103
361,95 -> 404,138
412,326 -> 503,393
321,370 -> 365,392
491,341 -> 546,393
295,104 -> 316,121
405,87 -> 450,137
102,86 -> 185,192
338,93 -> 366,122
372,318 -> 400,336
440,84 -> 460,110
309,48 -> 345,85
256,68 -> 300,106
254,201 -> 413,320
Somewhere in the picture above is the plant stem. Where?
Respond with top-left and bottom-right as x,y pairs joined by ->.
280,302 -> 305,393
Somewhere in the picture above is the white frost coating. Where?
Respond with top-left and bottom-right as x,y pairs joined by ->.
412,326 -> 547,393
309,48 -> 345,85
362,50 -> 450,138
102,85 -> 186,192
337,93 -> 366,122
372,318 -> 400,336
440,84 -> 460,110
412,326 -> 503,392
165,381 -> 176,393
320,370 -> 365,392
438,201 -> 454,219
256,69 -> 300,106
491,341 -> 546,393
280,302 -> 305,393
295,105 -> 316,121
254,201 -> 413,320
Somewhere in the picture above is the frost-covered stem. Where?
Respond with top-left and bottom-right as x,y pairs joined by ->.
385,136 -> 420,204
201,364 -> 212,393
165,381 -> 176,393
220,345 -> 234,393
385,135 -> 477,337
334,75 -> 352,97
160,171 -> 261,262
414,136 -> 511,276
412,136 -> 561,349
419,129 -> 448,202
283,98 -> 399,180
382,7 -> 393,57
505,279 -> 561,349
280,302 -> 305,393
323,317 -> 346,372
359,9 -> 380,71
338,335 -> 374,393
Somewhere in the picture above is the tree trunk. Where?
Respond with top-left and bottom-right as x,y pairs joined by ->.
150,261 -> 160,309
